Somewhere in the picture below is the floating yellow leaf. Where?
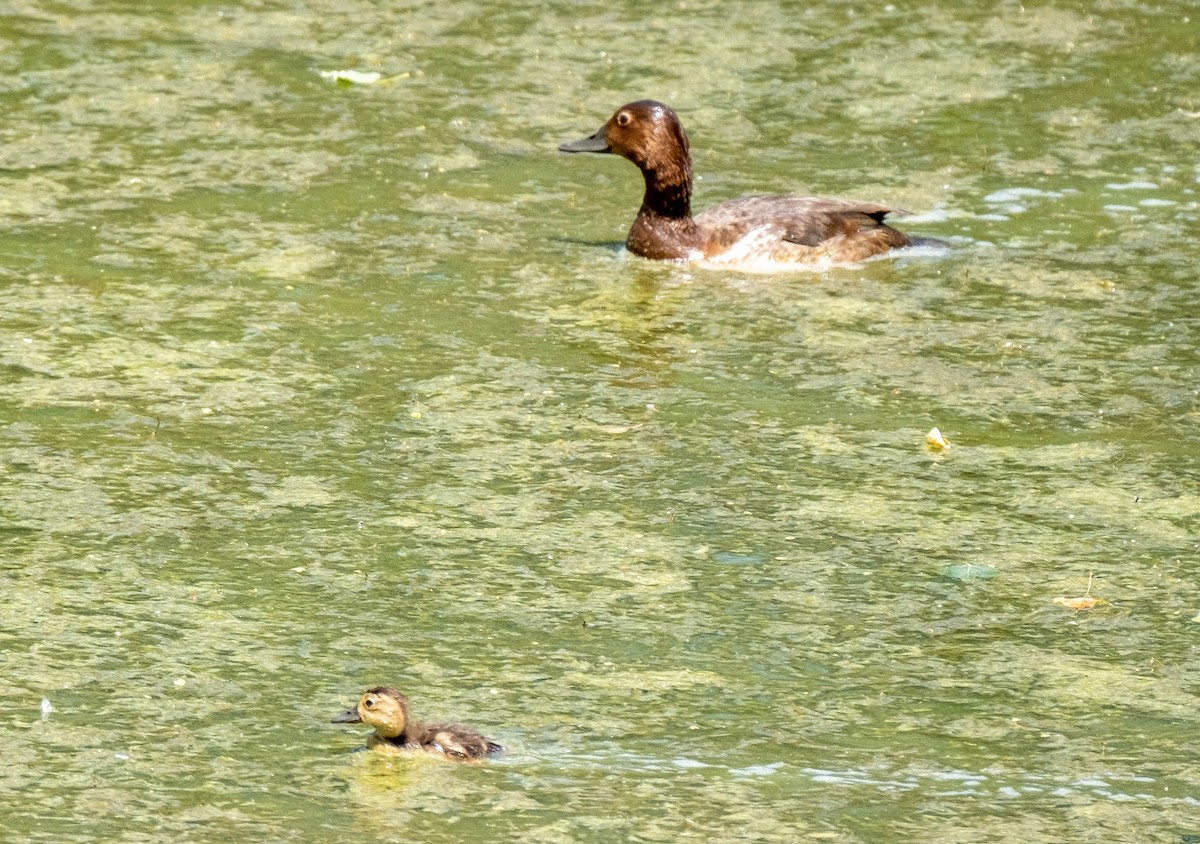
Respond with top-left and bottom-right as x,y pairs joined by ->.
925,427 -> 951,450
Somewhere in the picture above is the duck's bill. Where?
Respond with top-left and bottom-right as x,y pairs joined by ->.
558,129 -> 611,153
331,707 -> 362,724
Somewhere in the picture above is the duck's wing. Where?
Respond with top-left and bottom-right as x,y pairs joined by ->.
696,195 -> 910,249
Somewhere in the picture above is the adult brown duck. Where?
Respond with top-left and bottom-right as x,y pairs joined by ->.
332,686 -> 503,761
559,99 -> 943,266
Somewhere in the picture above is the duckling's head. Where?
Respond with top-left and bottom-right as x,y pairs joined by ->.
559,100 -> 690,175
331,686 -> 410,739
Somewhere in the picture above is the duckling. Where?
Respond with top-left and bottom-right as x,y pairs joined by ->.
560,99 -> 943,265
332,686 -> 503,760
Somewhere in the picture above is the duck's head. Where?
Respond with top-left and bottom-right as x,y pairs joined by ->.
559,100 -> 690,174
331,686 -> 410,739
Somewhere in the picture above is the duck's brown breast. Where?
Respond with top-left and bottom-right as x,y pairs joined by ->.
626,211 -> 705,260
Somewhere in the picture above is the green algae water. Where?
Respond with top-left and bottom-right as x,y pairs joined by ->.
2,1 -> 1198,841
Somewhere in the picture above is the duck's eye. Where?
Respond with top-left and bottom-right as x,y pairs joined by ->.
616,111 -> 631,127
364,698 -> 376,709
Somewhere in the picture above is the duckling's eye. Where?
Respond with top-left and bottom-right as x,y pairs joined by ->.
364,698 -> 376,709
616,111 -> 631,127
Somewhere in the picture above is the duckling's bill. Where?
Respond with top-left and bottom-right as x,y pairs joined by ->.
331,706 -> 362,724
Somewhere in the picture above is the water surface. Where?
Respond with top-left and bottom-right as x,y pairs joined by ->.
2,1 -> 1198,842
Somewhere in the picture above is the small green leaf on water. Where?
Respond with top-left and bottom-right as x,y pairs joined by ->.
941,563 -> 996,582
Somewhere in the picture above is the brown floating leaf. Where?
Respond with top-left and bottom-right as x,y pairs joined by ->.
1054,571 -> 1104,610
1053,596 -> 1102,610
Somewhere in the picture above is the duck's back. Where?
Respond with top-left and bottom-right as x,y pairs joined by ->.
413,722 -> 504,759
696,195 -> 913,263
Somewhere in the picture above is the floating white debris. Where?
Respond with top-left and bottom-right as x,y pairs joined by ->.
1104,180 -> 1157,191
672,757 -> 715,769
40,698 -> 53,719
983,187 -> 1064,203
731,762 -> 785,777
319,69 -> 383,85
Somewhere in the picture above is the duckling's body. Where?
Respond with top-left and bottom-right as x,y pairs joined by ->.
332,686 -> 502,761
560,100 -> 941,266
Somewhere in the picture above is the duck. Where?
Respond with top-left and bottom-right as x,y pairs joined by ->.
559,99 -> 942,265
332,686 -> 503,761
